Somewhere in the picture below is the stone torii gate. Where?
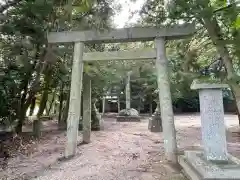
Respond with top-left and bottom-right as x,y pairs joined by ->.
47,24 -> 195,163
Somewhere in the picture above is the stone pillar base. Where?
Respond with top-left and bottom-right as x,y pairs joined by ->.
33,120 -> 42,138
99,114 -> 104,130
148,118 -> 162,132
116,116 -> 140,122
117,108 -> 140,122
179,150 -> 240,180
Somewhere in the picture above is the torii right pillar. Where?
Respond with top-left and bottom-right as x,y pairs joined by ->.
155,38 -> 177,163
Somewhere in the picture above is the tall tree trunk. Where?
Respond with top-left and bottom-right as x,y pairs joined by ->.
34,69 -> 52,138
15,44 -> 41,133
202,15 -> 240,124
59,90 -> 70,130
58,82 -> 65,128
231,85 -> 240,123
16,44 -> 51,134
24,44 -> 53,114
29,96 -> 36,116
91,99 -> 101,131
150,102 -> 153,116
149,95 -> 153,115
34,89 -> 48,138
16,84 -> 29,133
138,98 -> 141,113
63,92 -> 70,122
37,89 -> 49,117
47,91 -> 56,115
16,106 -> 28,133
232,89 -> 240,124
37,71 -> 52,117
15,99 -> 31,133
117,96 -> 120,113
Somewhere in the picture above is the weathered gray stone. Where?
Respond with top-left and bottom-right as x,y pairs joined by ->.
155,38 -> 177,163
126,71 -> 131,109
191,82 -> 228,161
99,116 -> 104,130
179,151 -> 240,180
83,49 -> 156,61
199,88 -> 228,161
148,105 -> 162,132
33,120 -> 42,138
148,118 -> 162,132
116,116 -> 141,122
191,79 -> 229,90
179,82 -> 240,180
82,77 -> 91,144
91,103 -> 102,131
65,42 -> 84,158
118,108 -> 139,117
117,108 -> 140,122
102,97 -> 105,115
47,24 -> 195,43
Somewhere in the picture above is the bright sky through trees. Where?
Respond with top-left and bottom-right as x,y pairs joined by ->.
0,0 -> 146,28
113,0 -> 146,28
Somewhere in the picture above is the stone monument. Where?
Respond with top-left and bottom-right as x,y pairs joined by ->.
179,80 -> 240,180
117,108 -> 141,122
148,103 -> 162,132
116,72 -> 141,122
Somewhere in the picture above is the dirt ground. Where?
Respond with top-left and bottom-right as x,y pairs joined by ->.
1,114 -> 240,180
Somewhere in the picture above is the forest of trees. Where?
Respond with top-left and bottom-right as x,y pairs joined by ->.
0,0 -> 240,135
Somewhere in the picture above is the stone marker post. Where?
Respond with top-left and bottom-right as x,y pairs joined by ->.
83,76 -> 91,144
155,38 -> 177,163
117,96 -> 120,113
65,42 -> 84,158
148,102 -> 162,132
191,81 -> 229,161
126,71 -> 131,109
102,97 -> 105,114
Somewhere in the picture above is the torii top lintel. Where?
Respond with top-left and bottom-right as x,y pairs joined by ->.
47,24 -> 195,44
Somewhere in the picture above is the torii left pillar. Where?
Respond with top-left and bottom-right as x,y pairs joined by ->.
65,42 -> 84,158
155,38 -> 177,163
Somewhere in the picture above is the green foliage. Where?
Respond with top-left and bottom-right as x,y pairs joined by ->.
0,0 -> 114,129
1,0 -> 239,130
0,66 -> 19,126
138,0 -> 240,112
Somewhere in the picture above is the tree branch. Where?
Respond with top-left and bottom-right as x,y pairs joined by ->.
213,1 -> 240,13
0,0 -> 23,13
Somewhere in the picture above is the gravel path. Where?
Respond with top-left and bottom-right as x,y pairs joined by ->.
34,117 -> 185,180
1,114 -> 240,180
